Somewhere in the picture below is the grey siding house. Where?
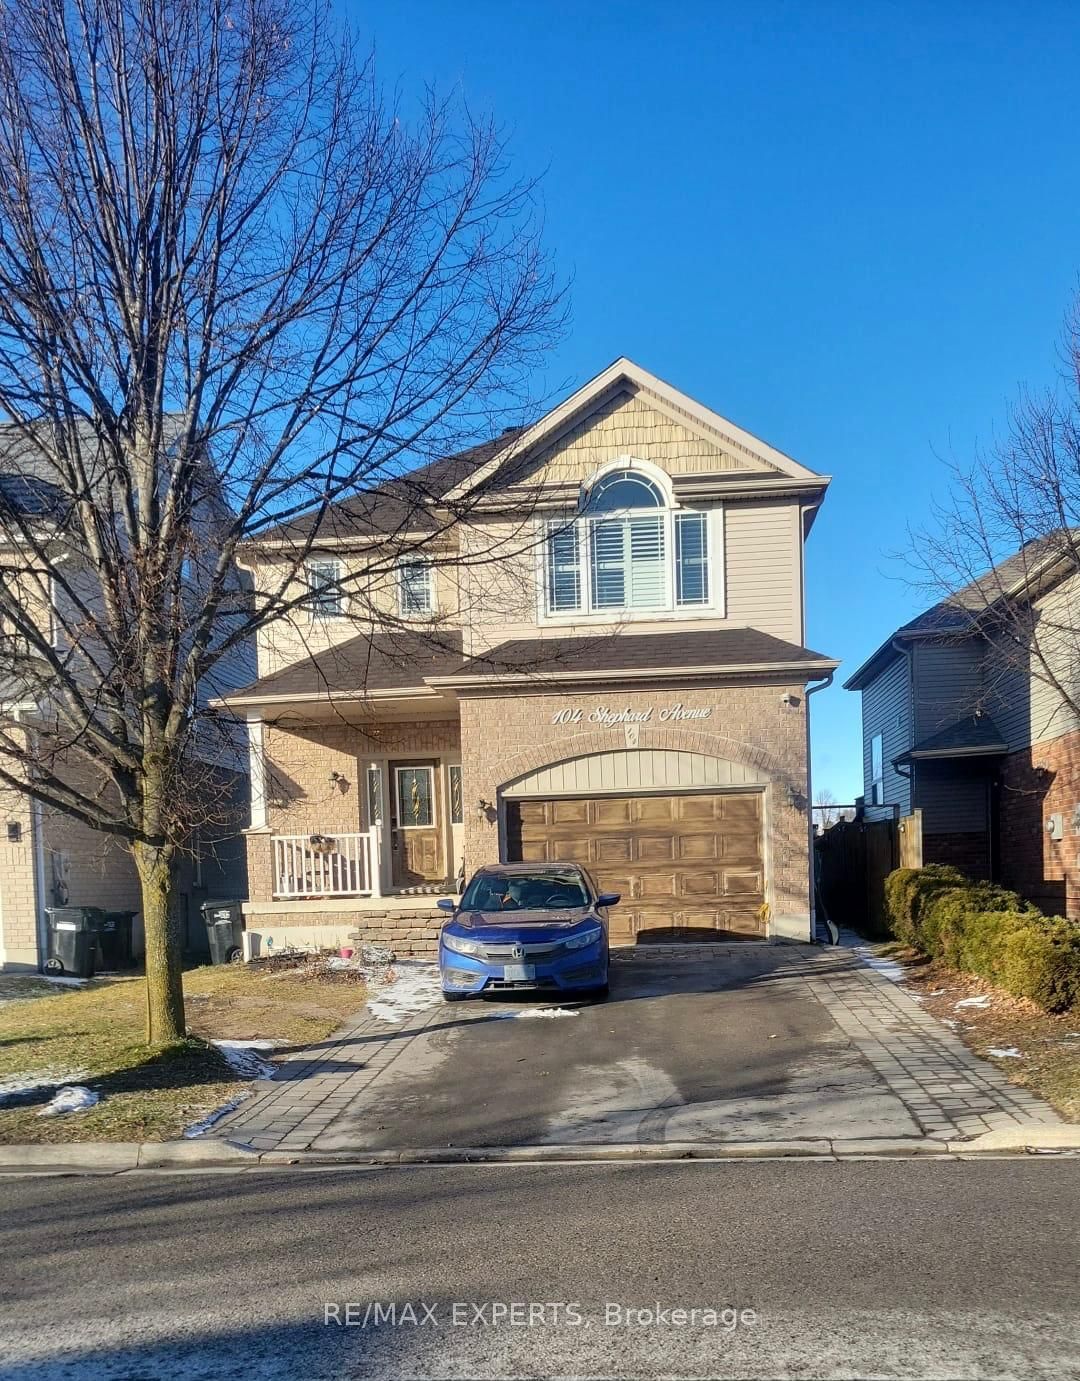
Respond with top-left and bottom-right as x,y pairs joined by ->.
846,538 -> 1080,917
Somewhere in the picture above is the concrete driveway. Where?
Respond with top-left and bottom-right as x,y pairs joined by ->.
218,941 -> 1062,1155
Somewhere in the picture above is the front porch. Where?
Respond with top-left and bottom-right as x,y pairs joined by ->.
241,699 -> 465,957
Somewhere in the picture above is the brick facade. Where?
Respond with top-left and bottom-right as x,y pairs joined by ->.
245,680 -> 814,946
999,728 -> 1080,918
459,681 -> 811,937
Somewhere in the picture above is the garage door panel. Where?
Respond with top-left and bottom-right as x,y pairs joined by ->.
723,868 -> 764,896
593,836 -> 633,864
632,796 -> 676,824
676,833 -> 718,861
637,835 -> 676,863
505,790 -> 766,942
591,798 -> 632,826
676,795 -> 721,821
549,799 -> 590,826
678,871 -> 723,898
720,795 -> 761,825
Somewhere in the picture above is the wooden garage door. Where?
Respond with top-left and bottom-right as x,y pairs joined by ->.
505,791 -> 765,943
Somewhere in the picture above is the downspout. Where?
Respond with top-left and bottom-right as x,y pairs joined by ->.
805,669 -> 835,943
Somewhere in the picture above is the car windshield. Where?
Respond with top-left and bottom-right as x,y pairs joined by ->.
459,871 -> 590,912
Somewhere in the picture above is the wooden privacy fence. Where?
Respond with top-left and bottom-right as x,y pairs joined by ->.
815,812 -> 900,937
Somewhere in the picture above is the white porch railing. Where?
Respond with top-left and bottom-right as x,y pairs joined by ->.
271,831 -> 378,899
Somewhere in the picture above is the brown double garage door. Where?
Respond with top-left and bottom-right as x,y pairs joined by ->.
505,790 -> 766,943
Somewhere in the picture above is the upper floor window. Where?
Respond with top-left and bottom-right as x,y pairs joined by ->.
398,557 -> 434,615
306,559 -> 343,618
870,732 -> 884,805
544,467 -> 714,618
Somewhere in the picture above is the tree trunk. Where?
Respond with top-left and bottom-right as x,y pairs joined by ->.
134,839 -> 185,1044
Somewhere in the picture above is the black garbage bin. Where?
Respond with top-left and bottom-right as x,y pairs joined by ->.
97,910 -> 136,970
44,907 -> 99,978
201,899 -> 245,964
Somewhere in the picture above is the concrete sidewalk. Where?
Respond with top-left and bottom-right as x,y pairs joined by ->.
211,938 -> 1065,1157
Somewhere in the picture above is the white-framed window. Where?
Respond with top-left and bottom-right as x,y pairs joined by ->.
870,732 -> 884,805
542,467 -> 716,618
306,559 -> 343,618
448,764 -> 463,825
398,558 -> 434,615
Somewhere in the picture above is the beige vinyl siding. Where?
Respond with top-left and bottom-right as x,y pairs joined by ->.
251,546 -> 463,679
724,500 -> 801,643
860,651 -> 912,817
983,575 -> 1080,752
502,748 -> 767,798
524,388 -> 764,485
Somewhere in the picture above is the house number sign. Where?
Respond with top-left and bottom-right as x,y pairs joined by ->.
550,704 -> 714,728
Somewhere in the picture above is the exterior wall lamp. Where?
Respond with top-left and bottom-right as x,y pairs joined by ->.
476,798 -> 495,821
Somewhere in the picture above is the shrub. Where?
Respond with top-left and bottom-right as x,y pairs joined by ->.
884,865 -> 966,947
882,866 -> 1080,1012
1000,917 -> 1080,1013
925,883 -> 1034,967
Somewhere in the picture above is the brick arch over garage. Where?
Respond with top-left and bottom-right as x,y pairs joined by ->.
494,723 -> 785,794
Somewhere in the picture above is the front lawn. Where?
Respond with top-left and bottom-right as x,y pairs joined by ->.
878,943 -> 1080,1121
0,960 -> 367,1144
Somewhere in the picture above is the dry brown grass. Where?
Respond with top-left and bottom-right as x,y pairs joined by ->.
0,959 -> 367,1144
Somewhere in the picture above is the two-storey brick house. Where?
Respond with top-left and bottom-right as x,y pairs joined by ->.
219,360 -> 837,954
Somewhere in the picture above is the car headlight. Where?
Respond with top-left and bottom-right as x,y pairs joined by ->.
563,926 -> 602,951
442,930 -> 484,957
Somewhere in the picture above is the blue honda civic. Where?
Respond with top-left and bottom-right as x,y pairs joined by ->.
437,862 -> 618,1001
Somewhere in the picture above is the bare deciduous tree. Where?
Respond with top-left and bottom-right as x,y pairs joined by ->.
0,0 -> 563,1042
907,291 -> 1080,735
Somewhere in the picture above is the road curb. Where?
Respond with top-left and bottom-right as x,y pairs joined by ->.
2,1128 -> 1077,1173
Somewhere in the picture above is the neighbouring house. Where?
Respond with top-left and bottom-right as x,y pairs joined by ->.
0,448 -> 251,973
845,537 -> 1080,918
217,358 -> 837,955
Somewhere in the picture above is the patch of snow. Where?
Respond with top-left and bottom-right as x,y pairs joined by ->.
43,976 -> 87,988
212,1039 -> 279,1080
850,944 -> 905,983
927,989 -> 947,997
365,962 -> 443,1024
183,1095 -> 248,1139
515,1007 -> 580,1020
37,1086 -> 98,1117
0,1070 -> 88,1105
955,995 -> 992,1010
988,1046 -> 1023,1059
942,1018 -> 960,1029
900,990 -> 925,1003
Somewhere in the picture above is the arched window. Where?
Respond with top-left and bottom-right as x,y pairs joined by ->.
544,465 -> 713,617
584,470 -> 664,514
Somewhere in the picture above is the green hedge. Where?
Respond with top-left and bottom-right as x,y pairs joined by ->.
883,867 -> 1080,1012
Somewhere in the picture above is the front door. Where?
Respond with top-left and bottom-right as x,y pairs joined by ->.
390,761 -> 442,886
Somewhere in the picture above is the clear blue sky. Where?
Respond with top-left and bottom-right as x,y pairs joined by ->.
359,0 -> 1080,801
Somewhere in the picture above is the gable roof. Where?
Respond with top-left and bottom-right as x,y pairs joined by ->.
443,357 -> 826,502
250,359 -> 830,548
844,535 -> 1074,691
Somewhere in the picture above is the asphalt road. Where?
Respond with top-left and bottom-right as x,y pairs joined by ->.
0,1159 -> 1077,1379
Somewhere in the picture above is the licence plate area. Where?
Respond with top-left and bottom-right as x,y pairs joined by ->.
502,963 -> 535,982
